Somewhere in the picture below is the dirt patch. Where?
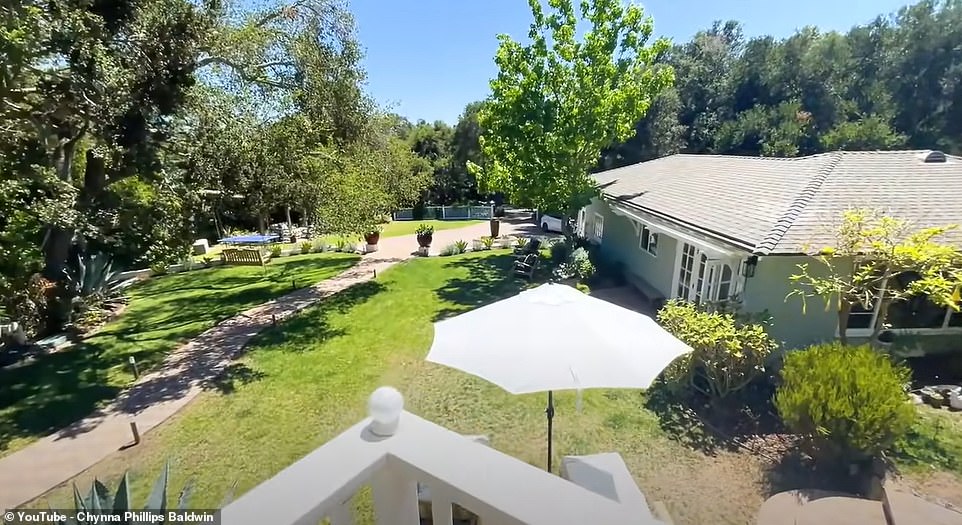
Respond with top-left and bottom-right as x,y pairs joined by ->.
897,470 -> 962,511
629,446 -> 769,525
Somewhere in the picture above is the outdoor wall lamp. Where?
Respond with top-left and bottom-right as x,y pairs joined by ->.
743,255 -> 759,278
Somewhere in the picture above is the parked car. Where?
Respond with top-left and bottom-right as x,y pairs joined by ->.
539,213 -> 564,233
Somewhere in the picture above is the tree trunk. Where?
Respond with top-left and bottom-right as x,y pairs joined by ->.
285,206 -> 293,229
82,150 -> 105,200
837,299 -> 853,346
257,213 -> 267,234
42,141 -> 78,280
871,299 -> 893,344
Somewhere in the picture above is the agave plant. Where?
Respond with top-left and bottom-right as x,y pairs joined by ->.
55,462 -> 236,524
454,239 -> 468,254
65,252 -> 131,304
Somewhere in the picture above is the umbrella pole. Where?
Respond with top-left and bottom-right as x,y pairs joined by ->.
546,390 -> 555,472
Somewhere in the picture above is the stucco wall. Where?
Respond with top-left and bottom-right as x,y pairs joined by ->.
585,199 -> 678,299
741,255 -> 838,349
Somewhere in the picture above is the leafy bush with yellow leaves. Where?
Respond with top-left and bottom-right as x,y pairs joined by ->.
656,300 -> 779,401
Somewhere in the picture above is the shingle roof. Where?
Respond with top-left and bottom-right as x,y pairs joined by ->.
593,150 -> 962,254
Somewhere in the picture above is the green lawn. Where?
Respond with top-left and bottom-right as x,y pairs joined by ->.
33,251 -> 759,525
29,251 -> 962,525
0,252 -> 359,458
193,220 -> 481,262
380,219 -> 483,237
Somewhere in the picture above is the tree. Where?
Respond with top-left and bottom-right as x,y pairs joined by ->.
474,0 -> 673,220
600,89 -> 684,169
1,0 -> 214,278
311,119 -> 430,234
787,208 -> 962,344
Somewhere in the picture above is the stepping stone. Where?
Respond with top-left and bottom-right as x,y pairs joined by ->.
885,488 -> 962,525
756,490 -> 849,525
796,495 -> 886,525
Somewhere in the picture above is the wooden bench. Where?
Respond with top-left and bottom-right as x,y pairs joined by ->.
221,248 -> 269,267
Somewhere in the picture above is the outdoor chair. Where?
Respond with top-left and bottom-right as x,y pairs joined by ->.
513,237 -> 541,258
513,253 -> 539,280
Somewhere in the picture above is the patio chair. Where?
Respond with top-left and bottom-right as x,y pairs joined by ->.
513,237 -> 542,258
560,452 -> 656,522
513,253 -> 539,280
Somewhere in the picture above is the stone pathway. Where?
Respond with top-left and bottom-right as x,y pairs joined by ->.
0,220 -> 521,511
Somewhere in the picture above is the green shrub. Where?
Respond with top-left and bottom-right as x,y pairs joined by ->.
656,300 -> 778,401
415,223 -> 434,237
440,243 -> 459,256
334,237 -> 349,252
554,247 -> 595,281
149,263 -> 168,276
269,244 -> 283,258
480,236 -> 495,250
454,239 -> 468,253
776,342 -> 915,465
575,282 -> 590,294
300,241 -> 312,254
514,236 -> 529,249
312,238 -> 327,252
550,239 -> 571,264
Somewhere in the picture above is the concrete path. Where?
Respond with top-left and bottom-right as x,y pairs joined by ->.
0,219 -> 524,511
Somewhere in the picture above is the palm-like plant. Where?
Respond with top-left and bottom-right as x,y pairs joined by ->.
56,462 -> 236,523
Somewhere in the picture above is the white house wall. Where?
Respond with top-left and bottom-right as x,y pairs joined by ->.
740,255 -> 838,349
586,199 -> 679,300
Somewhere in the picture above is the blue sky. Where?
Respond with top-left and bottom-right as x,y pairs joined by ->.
350,0 -> 913,125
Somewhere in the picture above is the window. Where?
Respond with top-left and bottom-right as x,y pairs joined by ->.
593,213 -> 604,241
847,301 -> 876,329
843,273 -> 961,332
638,226 -> 658,256
717,264 -> 734,301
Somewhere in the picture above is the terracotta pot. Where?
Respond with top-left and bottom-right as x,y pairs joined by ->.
364,231 -> 380,245
490,218 -> 500,237
417,234 -> 433,248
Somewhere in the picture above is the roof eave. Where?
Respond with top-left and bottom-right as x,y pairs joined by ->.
602,194 -> 758,253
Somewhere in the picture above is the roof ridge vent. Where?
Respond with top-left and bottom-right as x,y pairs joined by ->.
921,150 -> 947,163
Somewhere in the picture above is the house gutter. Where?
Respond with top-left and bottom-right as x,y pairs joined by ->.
602,195 -> 757,254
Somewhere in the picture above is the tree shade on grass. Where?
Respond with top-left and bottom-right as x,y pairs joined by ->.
0,253 -> 359,458
29,251 -> 962,525
31,252 -> 734,525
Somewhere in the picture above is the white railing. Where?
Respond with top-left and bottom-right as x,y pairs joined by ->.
221,388 -> 665,525
393,205 -> 493,221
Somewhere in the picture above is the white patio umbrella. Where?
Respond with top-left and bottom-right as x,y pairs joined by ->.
426,282 -> 693,472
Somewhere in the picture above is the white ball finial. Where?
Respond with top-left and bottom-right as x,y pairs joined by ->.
368,387 -> 404,436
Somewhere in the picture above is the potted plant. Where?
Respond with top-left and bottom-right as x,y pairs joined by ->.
490,217 -> 500,237
364,229 -> 381,247
416,223 -> 434,249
